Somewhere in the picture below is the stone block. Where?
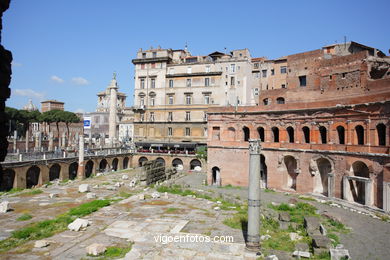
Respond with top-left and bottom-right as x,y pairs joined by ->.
289,232 -> 302,241
330,248 -> 350,260
122,175 -> 129,180
87,193 -> 97,199
34,240 -> 50,248
86,243 -> 106,256
320,224 -> 327,235
292,250 -> 311,258
304,216 -> 320,233
295,242 -> 310,251
78,184 -> 90,193
68,218 -> 90,231
279,221 -> 290,230
312,235 -> 331,249
0,201 -> 10,213
49,193 -> 59,199
265,255 -> 278,260
279,212 -> 291,222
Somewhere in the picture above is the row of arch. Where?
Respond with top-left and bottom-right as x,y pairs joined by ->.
0,157 -> 130,191
138,156 -> 202,170
236,123 -> 387,146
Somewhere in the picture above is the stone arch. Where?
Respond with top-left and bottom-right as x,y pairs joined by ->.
123,157 -> 129,169
243,126 -> 250,142
257,126 -> 265,142
85,160 -> 94,178
336,125 -> 345,144
312,157 -> 332,196
26,165 -> 40,188
69,162 -> 78,180
156,157 -> 165,166
227,127 -> 236,141
302,126 -> 310,143
99,159 -> 108,172
319,126 -> 327,144
260,154 -> 267,189
49,163 -> 61,181
376,123 -> 386,146
0,169 -> 15,191
190,159 -> 202,171
112,158 -> 119,171
211,166 -> 221,186
172,158 -> 183,170
286,126 -> 294,143
351,161 -> 370,204
139,156 -> 148,167
284,155 -> 298,190
263,98 -> 270,105
272,127 -> 279,142
276,97 -> 285,104
355,125 -> 364,145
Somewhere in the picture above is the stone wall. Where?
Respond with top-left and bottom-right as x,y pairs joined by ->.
139,159 -> 176,185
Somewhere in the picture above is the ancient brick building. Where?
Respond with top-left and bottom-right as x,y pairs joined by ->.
207,43 -> 390,211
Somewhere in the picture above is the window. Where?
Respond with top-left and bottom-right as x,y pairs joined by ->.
204,95 -> 210,104
253,88 -> 259,96
271,69 -> 275,75
230,76 -> 235,86
262,70 -> 267,77
281,84 -> 286,89
185,111 -> 191,121
141,64 -> 145,69
272,127 -> 279,142
355,125 -> 364,145
336,126 -> 345,144
342,72 -> 346,79
230,64 -> 236,73
280,66 -> 287,74
287,127 -> 294,143
168,96 -> 174,105
187,67 -> 192,73
377,123 -> 386,146
203,112 -> 208,121
169,79 -> 173,88
212,126 -> 220,140
185,127 -> 191,136
276,97 -> 285,104
299,75 -> 307,87
186,95 -> 192,105
243,126 -> 250,142
205,77 -> 210,86
204,127 -> 208,137
152,52 -> 157,58
150,97 -> 155,106
263,98 -> 270,105
168,112 -> 173,121
329,75 -> 333,80
149,112 -> 155,122
205,66 -> 210,73
257,127 -> 264,142
140,97 -> 144,106
319,126 -> 327,144
168,127 -> 172,136
151,63 -> 156,69
151,78 -> 156,88
302,126 -> 310,143
142,52 -> 146,58
254,63 -> 259,69
140,78 -> 145,89
186,79 -> 191,87
140,113 -> 144,122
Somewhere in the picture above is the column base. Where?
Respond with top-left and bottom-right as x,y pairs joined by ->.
245,242 -> 261,252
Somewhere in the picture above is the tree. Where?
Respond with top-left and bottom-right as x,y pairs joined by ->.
5,107 -> 20,135
39,110 -> 56,134
17,109 -> 41,139
62,111 -> 80,141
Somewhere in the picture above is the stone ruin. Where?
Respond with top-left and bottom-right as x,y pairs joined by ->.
138,159 -> 177,186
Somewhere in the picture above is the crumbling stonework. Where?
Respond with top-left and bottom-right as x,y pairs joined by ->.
138,159 -> 177,185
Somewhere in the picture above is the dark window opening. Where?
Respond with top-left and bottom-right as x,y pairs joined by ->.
243,126 -> 250,142
355,125 -> 364,145
257,127 -> 265,142
376,123 -> 386,146
337,126 -> 345,144
276,97 -> 285,104
299,75 -> 307,87
302,126 -> 310,143
272,127 -> 279,142
287,127 -> 294,143
319,126 -> 327,144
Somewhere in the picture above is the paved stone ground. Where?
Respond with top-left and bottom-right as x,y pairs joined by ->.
0,170 -> 389,259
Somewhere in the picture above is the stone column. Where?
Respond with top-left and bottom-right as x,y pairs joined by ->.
38,132 -> 42,150
327,173 -> 334,198
77,135 -> 85,179
25,128 -> 29,152
364,179 -> 373,206
108,75 -> 118,146
383,182 -> 390,213
48,132 -> 53,152
246,139 -> 261,252
61,132 -> 66,148
13,130 -> 17,153
34,132 -> 39,151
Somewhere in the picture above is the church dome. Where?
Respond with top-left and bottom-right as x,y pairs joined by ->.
23,99 -> 38,111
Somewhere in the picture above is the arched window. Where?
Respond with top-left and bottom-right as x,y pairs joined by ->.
263,98 -> 270,105
257,127 -> 265,142
287,126 -> 294,143
319,126 -> 327,144
272,127 -> 279,142
302,126 -> 310,143
227,127 -> 236,141
276,97 -> 285,104
376,123 -> 386,146
243,126 -> 250,141
355,125 -> 364,145
336,126 -> 345,144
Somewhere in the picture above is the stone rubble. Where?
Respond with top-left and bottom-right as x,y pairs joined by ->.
0,201 -> 10,213
68,218 -> 90,231
86,193 -> 97,199
34,240 -> 50,248
86,243 -> 106,256
78,184 -> 90,193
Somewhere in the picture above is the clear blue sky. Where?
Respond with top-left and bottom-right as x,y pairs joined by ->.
3,0 -> 389,113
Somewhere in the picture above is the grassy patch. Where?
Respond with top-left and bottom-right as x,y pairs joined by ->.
327,233 -> 340,247
87,244 -> 133,259
16,213 -> 33,221
324,218 -> 349,234
0,199 -> 111,253
165,207 -> 180,213
298,195 -> 316,201
375,213 -> 390,222
19,189 -> 43,197
269,202 -> 318,223
118,191 -> 133,199
0,188 -> 24,195
218,184 -> 242,189
264,188 -> 275,193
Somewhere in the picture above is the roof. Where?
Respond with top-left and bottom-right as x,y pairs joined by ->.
41,100 -> 64,104
208,51 -> 226,57
251,57 -> 266,62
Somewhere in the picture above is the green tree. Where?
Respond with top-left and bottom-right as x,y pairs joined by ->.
17,109 -> 41,138
5,107 -> 20,135
62,111 -> 80,140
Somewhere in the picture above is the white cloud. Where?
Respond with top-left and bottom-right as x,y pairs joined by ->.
74,108 -> 85,114
71,77 -> 89,85
51,75 -> 64,83
11,61 -> 22,67
14,89 -> 45,100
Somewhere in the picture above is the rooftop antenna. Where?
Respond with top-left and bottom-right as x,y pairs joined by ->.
224,47 -> 227,54
113,71 -> 117,80
184,42 -> 188,52
344,36 -> 347,49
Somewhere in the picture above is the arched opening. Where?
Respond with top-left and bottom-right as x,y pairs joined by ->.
172,158 -> 183,171
0,169 -> 15,191
69,162 -> 78,180
260,155 -> 267,189
276,97 -> 285,104
376,123 -> 386,146
26,166 -> 40,188
336,126 -> 345,144
263,98 -> 270,105
287,126 -> 294,143
227,127 -> 236,141
112,158 -> 119,171
257,127 -> 265,142
284,156 -> 297,190
302,126 -> 310,143
313,158 -> 331,196
243,126 -> 250,142
99,159 -> 108,172
123,157 -> 129,169
272,127 -> 279,142
190,159 -> 202,171
138,156 -> 148,167
211,166 -> 221,186
319,126 -> 327,144
352,161 -> 370,204
156,157 -> 165,166
49,164 -> 61,181
355,125 -> 364,145
85,160 -> 94,178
